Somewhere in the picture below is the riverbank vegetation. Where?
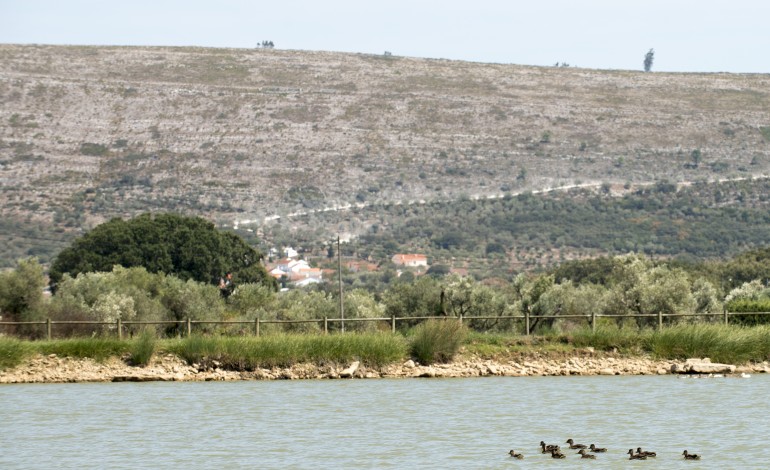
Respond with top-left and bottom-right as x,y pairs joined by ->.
167,332 -> 408,369
2,248 -> 770,340
3,323 -> 770,372
3,225 -> 770,373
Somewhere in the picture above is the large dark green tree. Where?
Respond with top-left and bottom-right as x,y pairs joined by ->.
49,213 -> 276,290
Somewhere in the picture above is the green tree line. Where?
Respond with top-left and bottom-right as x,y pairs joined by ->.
3,248 -> 770,339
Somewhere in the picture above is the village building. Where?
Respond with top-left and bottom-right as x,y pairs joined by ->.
391,254 -> 428,267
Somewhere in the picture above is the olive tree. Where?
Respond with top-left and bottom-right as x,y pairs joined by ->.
441,275 -> 514,331
603,254 -> 695,326
536,281 -> 607,331
0,258 -> 48,336
510,272 -> 554,333
381,276 -> 443,329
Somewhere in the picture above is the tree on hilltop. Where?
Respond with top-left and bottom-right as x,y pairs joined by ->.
644,48 -> 655,72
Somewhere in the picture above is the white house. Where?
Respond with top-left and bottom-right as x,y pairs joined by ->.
391,254 -> 428,267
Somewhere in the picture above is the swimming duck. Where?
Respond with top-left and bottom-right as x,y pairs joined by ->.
682,450 -> 701,460
577,449 -> 596,459
589,444 -> 607,453
508,450 -> 523,459
540,441 -> 560,453
628,449 -> 647,460
566,438 -> 587,449
550,449 -> 566,459
636,447 -> 657,457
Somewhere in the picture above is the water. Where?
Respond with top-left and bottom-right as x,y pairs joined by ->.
1,375 -> 766,469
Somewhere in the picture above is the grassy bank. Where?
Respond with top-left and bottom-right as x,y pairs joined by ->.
463,324 -> 770,365
166,333 -> 409,369
2,324 -> 769,372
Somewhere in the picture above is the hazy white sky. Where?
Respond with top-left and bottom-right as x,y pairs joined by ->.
1,0 -> 768,73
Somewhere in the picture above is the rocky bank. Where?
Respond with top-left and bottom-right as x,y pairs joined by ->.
2,353 -> 768,384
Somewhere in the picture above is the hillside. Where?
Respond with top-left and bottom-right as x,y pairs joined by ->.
1,44 -> 770,268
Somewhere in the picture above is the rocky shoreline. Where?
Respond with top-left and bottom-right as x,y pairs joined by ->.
2,353 -> 767,384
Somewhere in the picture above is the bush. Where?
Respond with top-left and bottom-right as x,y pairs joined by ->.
0,337 -> 34,370
647,324 -> 766,364
168,333 -> 408,369
342,289 -> 387,333
270,290 -> 335,333
129,329 -> 156,366
409,319 -> 467,365
79,142 -> 109,156
0,258 -> 46,336
160,275 -> 225,325
227,283 -> 275,318
36,338 -> 129,362
726,298 -> 770,325
566,325 -> 649,353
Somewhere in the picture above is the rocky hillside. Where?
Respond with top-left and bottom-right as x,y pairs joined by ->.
1,44 -> 769,265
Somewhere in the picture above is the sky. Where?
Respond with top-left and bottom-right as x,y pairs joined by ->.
1,0 -> 768,73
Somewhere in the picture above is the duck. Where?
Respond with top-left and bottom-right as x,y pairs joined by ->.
550,448 -> 566,459
508,449 -> 523,459
566,438 -> 587,449
540,441 -> 560,453
682,450 -> 701,460
577,449 -> 596,459
589,444 -> 607,453
636,447 -> 657,457
628,449 -> 647,460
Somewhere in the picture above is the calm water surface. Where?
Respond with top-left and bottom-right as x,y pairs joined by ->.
1,375 -> 766,469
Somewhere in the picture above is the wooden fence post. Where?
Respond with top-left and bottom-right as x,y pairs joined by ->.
657,311 -> 663,331
46,318 -> 52,340
391,315 -> 396,333
254,318 -> 260,337
724,309 -> 728,325
591,312 -> 596,333
186,318 -> 191,337
459,314 -> 463,325
117,318 -> 122,340
525,311 -> 530,336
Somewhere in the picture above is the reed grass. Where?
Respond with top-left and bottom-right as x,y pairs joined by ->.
565,326 -> 651,354
129,329 -> 157,366
4,324 -> 769,373
409,319 -> 468,365
167,333 -> 409,370
0,337 -> 34,370
34,337 -> 130,362
648,324 -> 770,364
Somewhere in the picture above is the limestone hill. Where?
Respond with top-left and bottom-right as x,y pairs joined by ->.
1,44 -> 769,266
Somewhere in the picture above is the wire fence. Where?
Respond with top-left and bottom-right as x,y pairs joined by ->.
2,310 -> 770,340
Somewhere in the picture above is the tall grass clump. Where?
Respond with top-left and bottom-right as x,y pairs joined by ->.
409,319 -> 468,365
302,333 -> 408,367
168,333 -> 408,370
648,324 -> 767,364
129,329 -> 157,366
0,337 -> 34,370
166,335 -> 226,366
34,337 -> 129,362
567,325 -> 651,354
